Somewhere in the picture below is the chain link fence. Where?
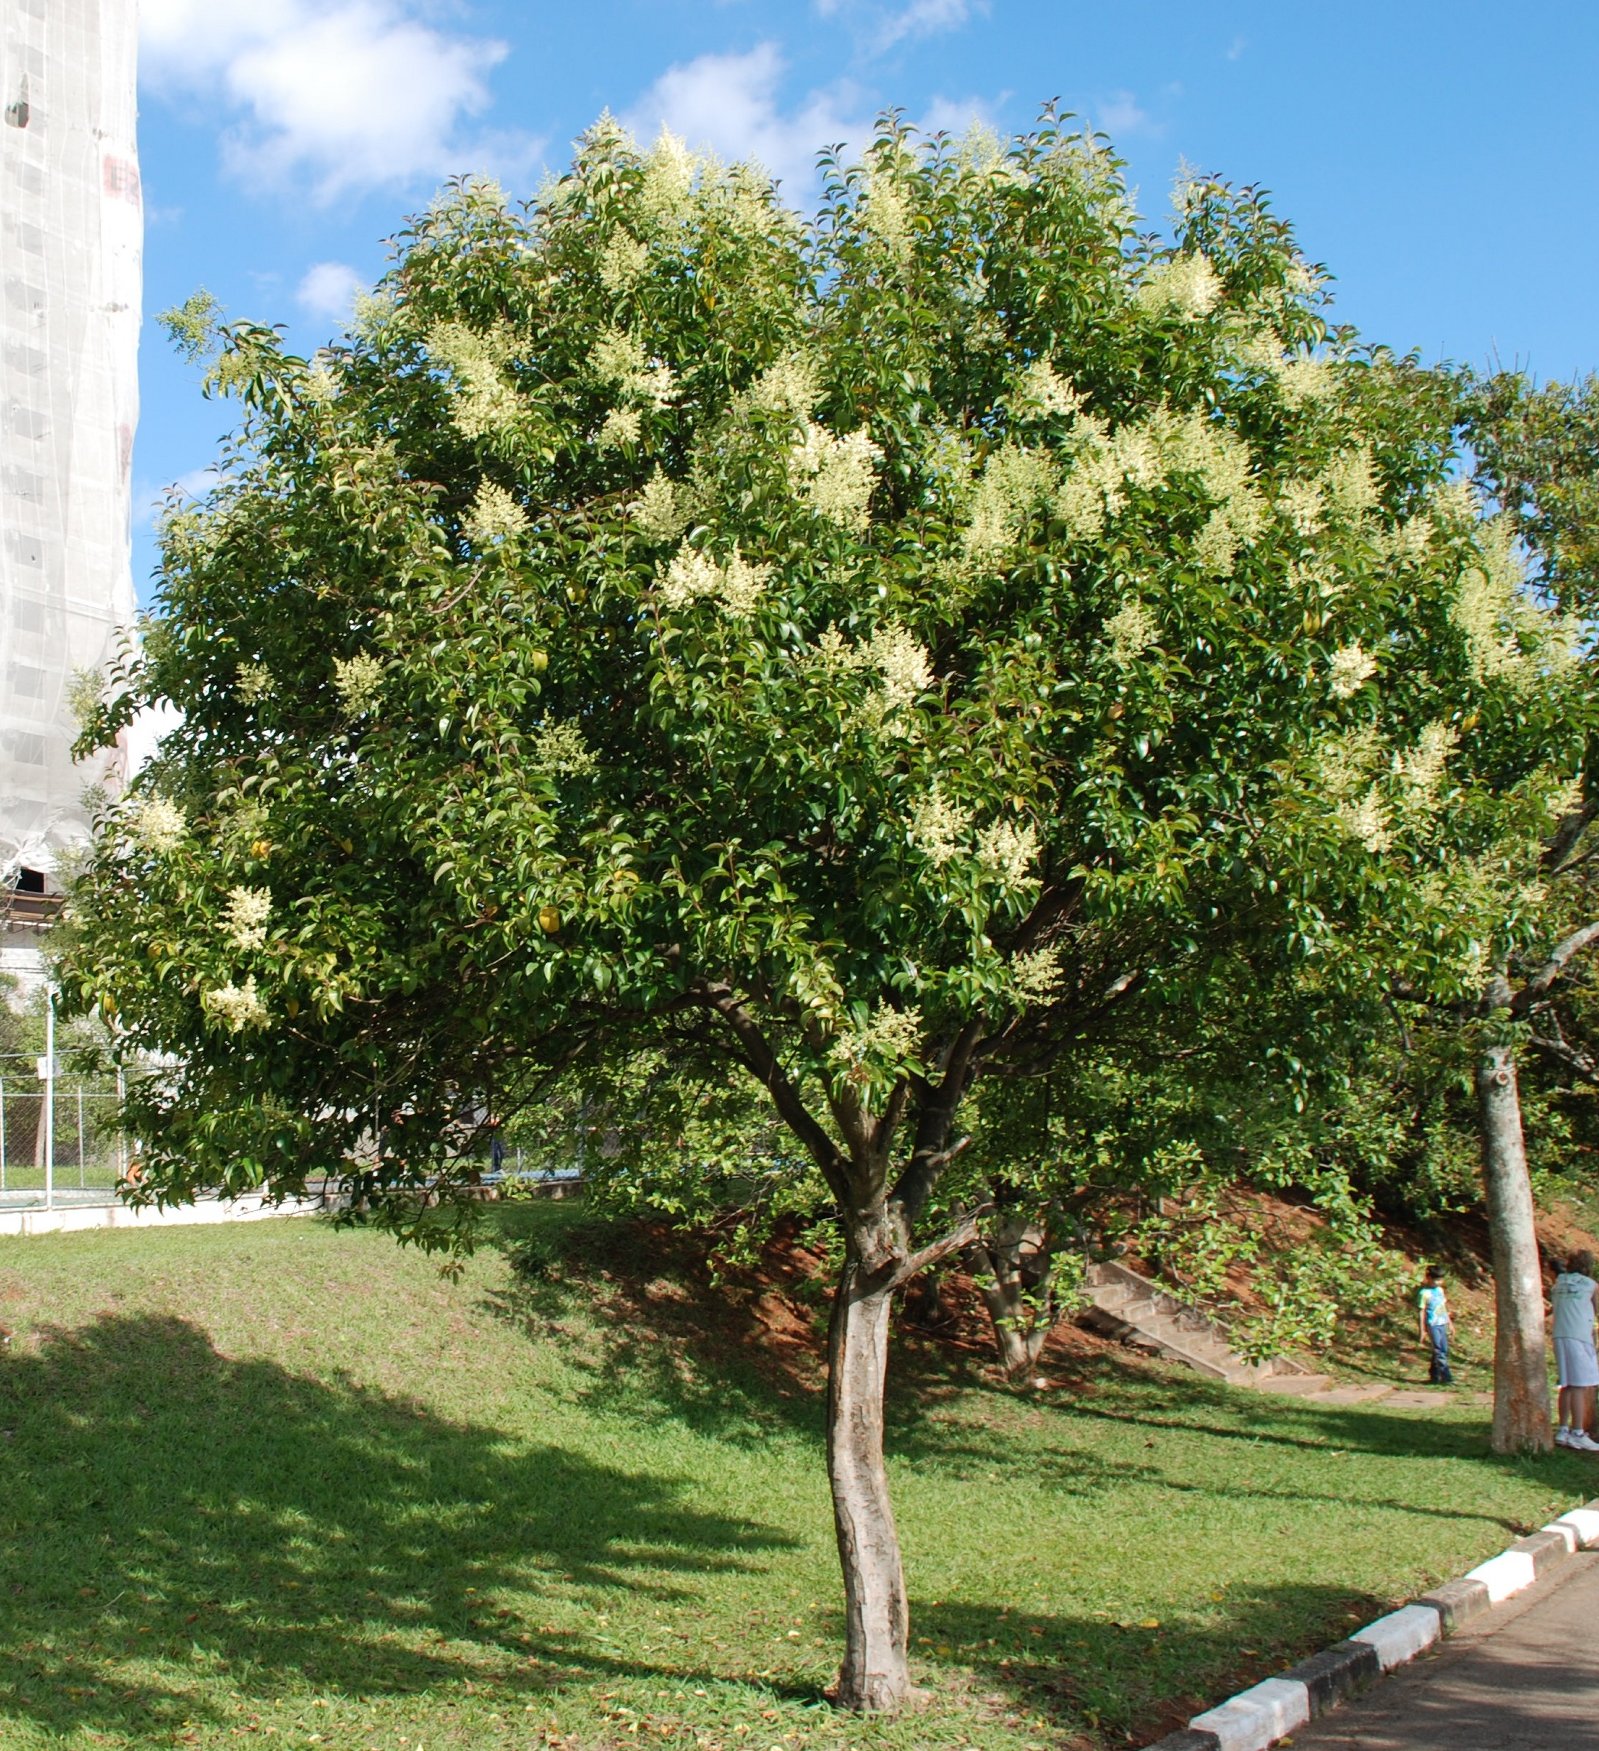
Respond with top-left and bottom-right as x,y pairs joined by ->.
0,1050 -> 128,1211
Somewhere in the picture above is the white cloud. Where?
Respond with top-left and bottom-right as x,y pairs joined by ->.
296,261 -> 365,324
919,93 -> 1001,138
875,0 -> 973,52
624,44 -> 864,198
139,0 -> 536,204
1092,90 -> 1155,140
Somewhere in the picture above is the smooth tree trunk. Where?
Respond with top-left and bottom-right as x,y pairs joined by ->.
826,1240 -> 918,1712
971,1217 -> 1058,1377
1476,1044 -> 1552,1453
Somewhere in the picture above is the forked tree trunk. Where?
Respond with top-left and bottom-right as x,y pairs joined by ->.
971,1218 -> 1058,1377
827,1244 -> 916,1712
1476,1044 -> 1552,1453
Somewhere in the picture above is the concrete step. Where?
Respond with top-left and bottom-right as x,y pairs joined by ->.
1261,1373 -> 1334,1396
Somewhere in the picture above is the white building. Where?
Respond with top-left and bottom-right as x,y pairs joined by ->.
2,0 -> 140,988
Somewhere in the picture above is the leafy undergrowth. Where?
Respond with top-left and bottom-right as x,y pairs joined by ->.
1,1207 -> 1594,1751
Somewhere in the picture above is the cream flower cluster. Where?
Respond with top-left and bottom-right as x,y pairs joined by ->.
1394,722 -> 1458,811
593,327 -> 677,411
599,230 -> 649,294
202,975 -> 269,1033
223,885 -> 272,951
463,480 -> 529,546
333,651 -> 385,716
1011,947 -> 1063,1004
964,445 -> 1058,562
638,130 -> 697,228
1010,359 -> 1082,421
128,796 -> 186,855
235,662 -> 273,705
790,422 -> 881,531
909,783 -> 972,865
1328,643 -> 1378,699
1136,252 -> 1222,320
532,718 -> 597,776
745,352 -> 822,422
629,469 -> 691,543
658,541 -> 769,615
1104,598 -> 1160,668
426,319 -> 521,439
830,1002 -> 923,1083
1335,790 -> 1392,855
975,817 -> 1041,889
860,169 -> 914,265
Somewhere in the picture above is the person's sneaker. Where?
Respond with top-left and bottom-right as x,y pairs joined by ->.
1557,1427 -> 1574,1446
1566,1430 -> 1599,1453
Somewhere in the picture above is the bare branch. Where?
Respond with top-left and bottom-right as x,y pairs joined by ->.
1529,1033 -> 1599,1088
1513,920 -> 1599,1013
882,1202 -> 992,1293
690,977 -> 850,1202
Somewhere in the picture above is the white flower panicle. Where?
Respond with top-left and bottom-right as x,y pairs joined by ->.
1137,252 -> 1222,320
426,319 -> 521,439
532,718 -> 597,776
235,662 -> 273,705
638,130 -> 697,227
1105,598 -> 1160,668
1312,725 -> 1383,801
463,480 -> 529,545
202,975 -> 269,1034
302,362 -> 339,408
592,327 -> 677,411
831,1002 -> 923,1083
1324,448 -> 1380,522
223,884 -> 272,951
597,406 -> 644,451
860,169 -> 914,265
1274,354 -> 1334,409
333,651 -> 385,716
1011,358 -> 1082,421
1278,478 -> 1327,539
790,422 -> 881,531
599,230 -> 649,294
1451,519 -> 1553,684
867,623 -> 933,713
964,444 -> 1058,561
658,541 -> 769,615
1011,947 -> 1063,1004
746,351 -> 822,422
909,782 -> 973,865
976,817 -> 1041,889
1394,721 -> 1458,809
629,469 -> 690,543
128,795 -> 186,855
1335,789 -> 1392,854
1328,643 -> 1378,699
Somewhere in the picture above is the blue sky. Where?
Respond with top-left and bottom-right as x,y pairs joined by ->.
133,0 -> 1599,602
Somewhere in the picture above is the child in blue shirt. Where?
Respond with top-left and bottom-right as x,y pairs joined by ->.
1417,1266 -> 1452,1385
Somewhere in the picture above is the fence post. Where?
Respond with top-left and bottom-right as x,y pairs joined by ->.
116,1064 -> 125,1184
43,988 -> 55,1212
0,1075 -> 6,1191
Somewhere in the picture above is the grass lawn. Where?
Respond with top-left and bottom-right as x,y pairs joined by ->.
1,1206 -> 1593,1751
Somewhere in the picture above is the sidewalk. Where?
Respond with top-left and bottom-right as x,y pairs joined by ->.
1286,1550 -> 1599,1749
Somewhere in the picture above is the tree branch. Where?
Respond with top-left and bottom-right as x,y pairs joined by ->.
1513,919 -> 1599,1013
689,978 -> 851,1203
881,1201 -> 992,1293
1529,1033 -> 1599,1088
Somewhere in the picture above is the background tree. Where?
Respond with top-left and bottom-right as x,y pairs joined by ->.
61,119 -> 1582,1707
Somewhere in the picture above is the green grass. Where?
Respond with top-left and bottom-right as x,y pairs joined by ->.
0,1208 -> 1593,1751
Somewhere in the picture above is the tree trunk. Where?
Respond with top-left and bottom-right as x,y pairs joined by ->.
827,1243 -> 917,1712
1476,1044 -> 1552,1453
971,1218 -> 1058,1377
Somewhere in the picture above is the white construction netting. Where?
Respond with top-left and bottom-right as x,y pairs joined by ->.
1,0 -> 139,890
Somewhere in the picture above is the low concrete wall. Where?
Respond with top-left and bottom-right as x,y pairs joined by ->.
0,1191 -> 327,1239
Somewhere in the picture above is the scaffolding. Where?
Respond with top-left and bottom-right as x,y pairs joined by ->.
1,0 -> 140,894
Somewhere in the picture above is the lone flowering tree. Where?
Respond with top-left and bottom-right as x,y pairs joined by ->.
62,116 -> 1584,1706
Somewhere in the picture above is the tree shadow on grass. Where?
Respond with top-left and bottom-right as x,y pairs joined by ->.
0,1313 -> 796,1744
912,1581 -> 1390,1745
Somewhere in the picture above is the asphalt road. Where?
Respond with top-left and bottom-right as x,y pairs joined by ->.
1288,1550 -> 1599,1749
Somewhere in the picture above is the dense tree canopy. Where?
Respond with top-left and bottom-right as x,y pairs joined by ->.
62,115 -> 1587,1705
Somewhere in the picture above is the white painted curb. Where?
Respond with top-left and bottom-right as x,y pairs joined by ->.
1191,1677 -> 1309,1751
1351,1603 -> 1442,1671
1464,1548 -> 1539,1602
1550,1507 -> 1599,1548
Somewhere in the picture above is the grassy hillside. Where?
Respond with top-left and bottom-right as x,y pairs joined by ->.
0,1206 -> 1592,1751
